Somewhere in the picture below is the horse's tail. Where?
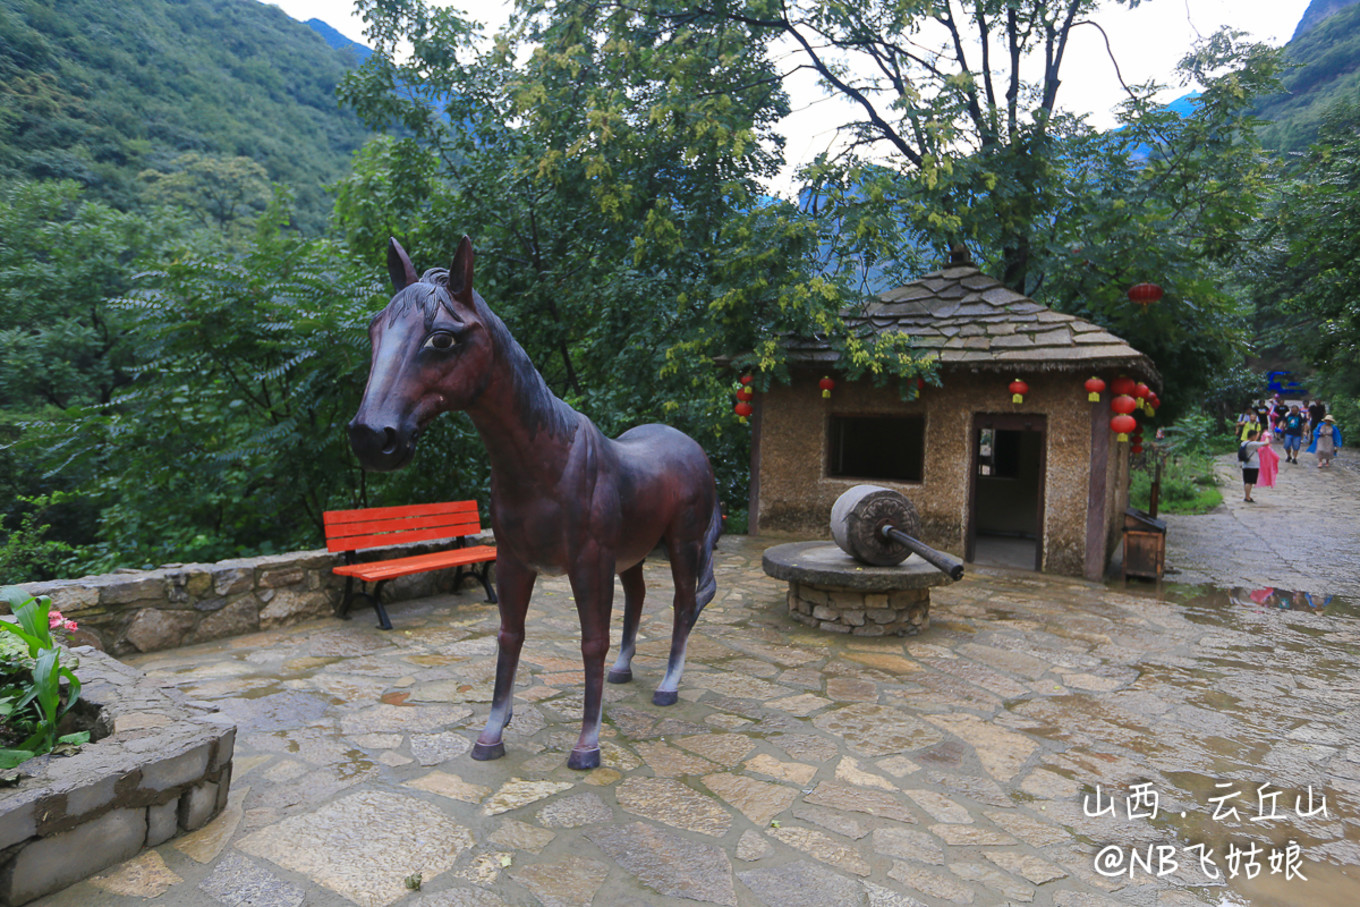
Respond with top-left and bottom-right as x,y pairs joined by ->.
690,491 -> 723,628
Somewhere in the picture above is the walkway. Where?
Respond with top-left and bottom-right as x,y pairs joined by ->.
33,531 -> 1360,906
1162,449 -> 1360,600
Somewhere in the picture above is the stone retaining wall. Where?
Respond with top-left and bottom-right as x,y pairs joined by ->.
14,542 -> 488,657
0,646 -> 235,906
786,581 -> 930,636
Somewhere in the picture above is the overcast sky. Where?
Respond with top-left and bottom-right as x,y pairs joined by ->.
262,0 -> 1312,191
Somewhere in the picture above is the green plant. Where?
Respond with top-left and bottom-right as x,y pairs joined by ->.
1130,449 -> 1223,516
0,587 -> 88,770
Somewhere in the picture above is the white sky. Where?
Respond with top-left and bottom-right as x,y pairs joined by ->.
262,0 -> 1311,192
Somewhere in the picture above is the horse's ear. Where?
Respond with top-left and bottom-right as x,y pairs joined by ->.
387,238 -> 419,292
447,235 -> 474,301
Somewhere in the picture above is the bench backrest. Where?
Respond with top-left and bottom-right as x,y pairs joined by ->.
323,500 -> 486,553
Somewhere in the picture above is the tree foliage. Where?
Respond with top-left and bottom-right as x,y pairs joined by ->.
1249,101 -> 1360,435
337,0 -> 937,508
0,179 -> 184,410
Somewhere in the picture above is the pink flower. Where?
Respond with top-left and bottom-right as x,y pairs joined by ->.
63,620 -> 78,632
48,610 -> 65,630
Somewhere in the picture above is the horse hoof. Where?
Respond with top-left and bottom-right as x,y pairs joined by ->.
567,747 -> 601,770
470,741 -> 506,761
652,690 -> 679,706
607,668 -> 633,684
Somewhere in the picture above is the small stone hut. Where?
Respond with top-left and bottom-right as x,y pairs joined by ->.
749,249 -> 1160,580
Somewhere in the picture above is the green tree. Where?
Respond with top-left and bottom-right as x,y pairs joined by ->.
661,2 -> 1283,414
0,179 -> 181,409
139,152 -> 272,230
1250,101 -> 1360,435
339,0 -> 938,510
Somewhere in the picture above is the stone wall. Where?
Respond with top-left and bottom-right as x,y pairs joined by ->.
786,582 -> 930,636
0,646 -> 235,906
13,542 -> 488,657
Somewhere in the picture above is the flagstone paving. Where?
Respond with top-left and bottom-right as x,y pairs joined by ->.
31,533 -> 1360,907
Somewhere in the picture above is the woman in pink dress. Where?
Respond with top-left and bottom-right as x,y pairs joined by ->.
1257,431 -> 1280,489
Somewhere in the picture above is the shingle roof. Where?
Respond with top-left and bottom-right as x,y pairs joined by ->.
785,258 -> 1160,384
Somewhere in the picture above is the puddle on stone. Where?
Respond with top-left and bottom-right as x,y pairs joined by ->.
1115,581 -> 1360,621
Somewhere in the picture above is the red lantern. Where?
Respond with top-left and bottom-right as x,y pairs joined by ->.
1111,376 -> 1136,397
1084,376 -> 1106,402
735,386 -> 754,403
1128,283 -> 1164,306
1131,443 -> 1144,454
1111,394 -> 1137,415
1008,379 -> 1029,404
819,376 -> 835,399
739,374 -> 753,386
1110,413 -> 1137,441
734,400 -> 753,423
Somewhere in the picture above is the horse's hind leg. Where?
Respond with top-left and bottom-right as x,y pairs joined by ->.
472,559 -> 536,761
608,563 -> 645,684
654,537 -> 699,706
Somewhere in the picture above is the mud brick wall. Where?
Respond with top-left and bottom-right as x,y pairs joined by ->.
13,541 -> 489,656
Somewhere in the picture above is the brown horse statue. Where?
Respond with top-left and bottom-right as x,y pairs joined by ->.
348,236 -> 723,770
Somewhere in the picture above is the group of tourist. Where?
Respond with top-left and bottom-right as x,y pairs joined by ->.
1235,394 -> 1343,503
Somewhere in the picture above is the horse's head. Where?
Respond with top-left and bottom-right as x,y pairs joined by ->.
348,235 -> 493,471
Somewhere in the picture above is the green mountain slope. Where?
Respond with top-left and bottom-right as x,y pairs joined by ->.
0,0 -> 372,232
1258,1 -> 1360,151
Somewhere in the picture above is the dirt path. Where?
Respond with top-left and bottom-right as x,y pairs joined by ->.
1161,447 -> 1360,601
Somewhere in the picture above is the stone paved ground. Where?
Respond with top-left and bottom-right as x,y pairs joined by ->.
1162,450 -> 1360,601
32,509 -> 1360,907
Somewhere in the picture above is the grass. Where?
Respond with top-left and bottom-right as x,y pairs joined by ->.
1130,453 -> 1224,515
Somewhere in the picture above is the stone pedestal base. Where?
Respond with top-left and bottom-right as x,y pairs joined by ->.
763,541 -> 958,637
786,582 -> 929,636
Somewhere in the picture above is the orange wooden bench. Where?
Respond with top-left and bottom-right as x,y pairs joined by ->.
323,500 -> 497,630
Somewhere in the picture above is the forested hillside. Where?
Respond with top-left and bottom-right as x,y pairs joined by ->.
1258,1 -> 1360,151
0,0 -> 371,231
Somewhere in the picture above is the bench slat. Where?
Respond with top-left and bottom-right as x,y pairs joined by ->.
326,512 -> 482,538
325,514 -> 483,547
326,522 -> 487,554
324,499 -> 478,526
333,545 -> 497,582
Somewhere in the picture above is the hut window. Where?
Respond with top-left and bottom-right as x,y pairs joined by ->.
828,415 -> 925,482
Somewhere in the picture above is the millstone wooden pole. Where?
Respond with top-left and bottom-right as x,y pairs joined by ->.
830,485 -> 965,580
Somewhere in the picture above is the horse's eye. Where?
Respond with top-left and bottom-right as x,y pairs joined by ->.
423,332 -> 456,351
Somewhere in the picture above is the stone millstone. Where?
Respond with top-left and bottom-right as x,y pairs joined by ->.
830,485 -> 922,566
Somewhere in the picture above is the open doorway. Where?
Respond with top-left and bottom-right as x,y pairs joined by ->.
967,413 -> 1046,571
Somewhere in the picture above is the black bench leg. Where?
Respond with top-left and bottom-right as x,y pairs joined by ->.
338,576 -> 357,620
478,563 -> 498,604
370,579 -> 393,631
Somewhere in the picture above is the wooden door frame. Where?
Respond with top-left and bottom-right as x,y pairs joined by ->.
965,412 -> 1048,571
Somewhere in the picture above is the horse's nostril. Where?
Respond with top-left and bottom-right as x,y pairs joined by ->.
381,427 -> 398,455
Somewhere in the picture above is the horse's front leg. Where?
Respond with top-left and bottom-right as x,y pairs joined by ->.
654,538 -> 700,706
567,550 -> 616,770
472,557 -> 536,761
607,562 -> 645,684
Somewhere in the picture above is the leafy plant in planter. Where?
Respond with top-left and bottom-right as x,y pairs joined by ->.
1,587 -> 88,770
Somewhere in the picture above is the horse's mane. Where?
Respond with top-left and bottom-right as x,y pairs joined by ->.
383,268 -> 577,442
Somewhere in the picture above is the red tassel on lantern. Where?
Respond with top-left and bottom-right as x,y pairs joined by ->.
1111,413 -> 1137,442
1009,379 -> 1029,404
1084,376 -> 1106,402
819,376 -> 835,399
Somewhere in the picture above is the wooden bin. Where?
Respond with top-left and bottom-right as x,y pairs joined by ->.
1122,508 -> 1166,581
